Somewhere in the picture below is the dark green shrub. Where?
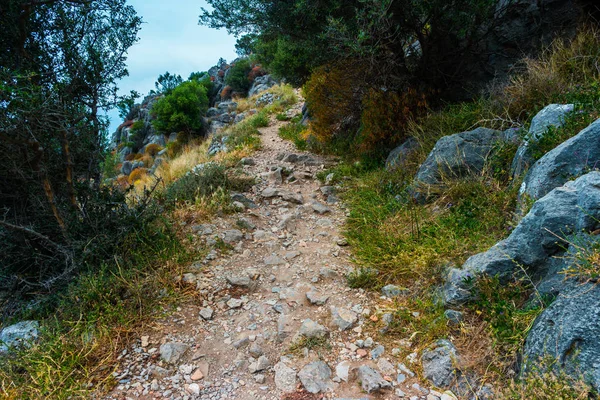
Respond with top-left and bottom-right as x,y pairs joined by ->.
225,58 -> 253,93
151,80 -> 209,135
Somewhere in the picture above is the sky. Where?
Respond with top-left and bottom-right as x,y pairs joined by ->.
106,0 -> 238,133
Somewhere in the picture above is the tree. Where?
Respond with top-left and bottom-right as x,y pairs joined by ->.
154,71 -> 183,94
151,80 -> 209,135
117,90 -> 141,120
0,0 -> 142,288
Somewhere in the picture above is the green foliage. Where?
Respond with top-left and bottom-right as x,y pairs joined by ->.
383,295 -> 448,349
248,110 -> 269,128
225,58 -> 252,93
279,121 -> 308,151
188,71 -> 207,81
154,71 -> 183,94
100,151 -> 120,180
161,163 -> 229,206
488,139 -> 521,184
503,369 -> 595,399
341,167 -> 516,283
469,277 -> 545,356
347,267 -> 379,289
151,80 -> 209,135
116,90 -> 141,120
528,104 -> 600,161
0,0 -> 142,291
0,219 -> 194,398
560,235 -> 600,282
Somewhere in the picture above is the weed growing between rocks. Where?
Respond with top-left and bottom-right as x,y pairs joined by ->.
278,118 -> 309,151
289,336 -> 331,356
502,368 -> 594,399
560,234 -> 600,283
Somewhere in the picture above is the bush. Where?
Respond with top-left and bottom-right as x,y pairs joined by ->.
144,143 -> 163,157
221,85 -> 233,100
248,110 -> 269,128
304,64 -> 429,157
502,26 -> 600,121
128,168 -> 147,184
248,65 -> 267,83
356,88 -> 428,155
303,64 -> 360,149
151,80 -> 210,135
162,163 -> 229,206
225,58 -> 253,93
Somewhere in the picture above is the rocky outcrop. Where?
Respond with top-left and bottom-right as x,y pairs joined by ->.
444,171 -> 600,305
511,104 -> 574,178
412,127 -> 514,200
519,118 -> 600,203
385,137 -> 420,171
111,94 -> 168,162
248,75 -> 277,97
523,282 -> 600,389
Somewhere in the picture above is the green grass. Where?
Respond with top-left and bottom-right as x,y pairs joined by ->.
0,219 -> 198,399
340,168 -> 517,284
468,276 -> 546,367
502,369 -> 595,399
278,121 -> 308,151
560,234 -> 600,282
289,336 -> 331,355
528,102 -> 600,161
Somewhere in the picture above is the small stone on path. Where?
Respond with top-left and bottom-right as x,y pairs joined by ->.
199,307 -> 214,320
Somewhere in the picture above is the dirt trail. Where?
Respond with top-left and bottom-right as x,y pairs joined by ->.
106,108 -> 432,400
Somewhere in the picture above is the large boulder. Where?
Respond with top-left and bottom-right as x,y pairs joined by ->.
523,282 -> 600,389
412,127 -> 510,199
385,137 -> 420,171
511,104 -> 574,178
519,118 -> 600,203
444,171 -> 600,305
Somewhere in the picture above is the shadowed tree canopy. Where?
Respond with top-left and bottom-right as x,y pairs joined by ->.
0,0 -> 142,290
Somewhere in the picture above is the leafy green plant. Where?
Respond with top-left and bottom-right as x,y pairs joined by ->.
151,80 -> 210,135
225,58 -> 253,93
248,110 -> 269,128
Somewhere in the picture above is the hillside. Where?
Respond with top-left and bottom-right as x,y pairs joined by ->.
2,1 -> 600,399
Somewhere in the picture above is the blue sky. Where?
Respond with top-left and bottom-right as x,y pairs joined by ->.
106,0 -> 238,132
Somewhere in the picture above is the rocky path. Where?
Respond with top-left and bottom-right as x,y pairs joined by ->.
106,111 -> 450,400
